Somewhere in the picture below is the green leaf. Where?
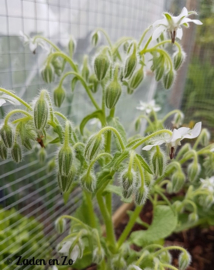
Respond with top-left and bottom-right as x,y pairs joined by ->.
127,210 -> 149,228
80,110 -> 105,135
107,116 -> 127,145
126,137 -> 143,148
72,249 -> 92,269
135,154 -> 153,174
95,169 -> 112,194
103,184 -> 132,203
130,205 -> 177,246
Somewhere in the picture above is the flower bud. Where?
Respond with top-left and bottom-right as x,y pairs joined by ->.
0,140 -> 7,160
172,200 -> 182,212
68,37 -> 76,58
135,118 -> 141,131
34,92 -> 49,130
91,31 -> 99,46
176,143 -> 191,160
151,147 -> 166,177
82,55 -> 90,81
23,138 -> 33,150
173,51 -> 186,70
159,251 -> 172,264
172,112 -> 184,128
135,185 -> 149,205
155,65 -> 165,81
200,128 -> 210,146
94,53 -> 110,81
41,63 -> 55,83
187,162 -> 201,182
163,69 -> 174,90
111,256 -> 126,270
58,145 -> 73,176
47,158 -> 56,173
55,217 -> 66,234
203,194 -> 214,208
123,49 -> 137,78
122,187 -> 133,199
58,169 -> 74,193
172,171 -> 185,193
11,143 -> 22,163
188,212 -> 198,223
51,57 -> 63,76
120,169 -> 136,191
105,79 -> 122,109
0,123 -> 14,148
38,147 -> 46,163
54,86 -> 65,107
80,172 -> 96,193
89,74 -> 99,93
166,182 -> 173,194
178,251 -> 191,270
85,134 -> 104,161
129,66 -> 144,89
92,247 -> 105,264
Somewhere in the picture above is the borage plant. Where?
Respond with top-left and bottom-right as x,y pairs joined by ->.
1,7 -> 212,270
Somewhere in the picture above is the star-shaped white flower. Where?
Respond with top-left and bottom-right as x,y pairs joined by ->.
136,99 -> 161,114
58,239 -> 83,262
143,122 -> 202,158
0,93 -> 20,106
152,7 -> 202,43
20,31 -> 49,53
200,177 -> 214,193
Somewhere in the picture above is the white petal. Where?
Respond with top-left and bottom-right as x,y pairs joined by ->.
154,106 -> 161,112
70,245 -> 80,262
0,99 -> 6,106
19,31 -> 29,43
29,42 -> 37,52
132,266 -> 142,270
152,25 -> 166,41
153,18 -> 167,28
179,7 -> 188,18
59,241 -> 72,254
176,28 -> 183,39
142,139 -> 165,151
52,266 -> 58,270
183,122 -> 202,139
182,18 -> 203,25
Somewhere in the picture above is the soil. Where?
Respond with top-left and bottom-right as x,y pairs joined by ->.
115,200 -> 214,270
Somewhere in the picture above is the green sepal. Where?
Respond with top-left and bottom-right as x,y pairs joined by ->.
135,154 -> 153,174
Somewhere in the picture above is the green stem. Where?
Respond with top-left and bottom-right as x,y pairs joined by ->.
96,193 -> 116,250
54,111 -> 67,120
4,109 -> 32,125
84,191 -> 97,228
131,129 -> 172,150
33,36 -> 61,51
47,52 -> 78,72
88,153 -> 112,171
98,126 -> 125,150
59,215 -> 89,229
0,88 -> 32,110
140,40 -> 182,54
117,205 -> 143,249
138,115 -> 153,127
138,26 -> 152,47
162,109 -> 182,123
161,264 -> 178,270
58,71 -> 100,110
95,28 -> 113,49
73,142 -> 85,149
152,245 -> 187,257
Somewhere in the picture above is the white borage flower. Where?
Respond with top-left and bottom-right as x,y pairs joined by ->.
58,239 -> 83,262
143,122 -> 202,159
52,266 -> 58,270
200,176 -> 214,193
20,31 -> 50,53
136,99 -> 161,114
0,93 -> 20,106
152,7 -> 202,43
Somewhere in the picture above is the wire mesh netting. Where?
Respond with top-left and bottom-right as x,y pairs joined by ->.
0,0 -> 168,269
